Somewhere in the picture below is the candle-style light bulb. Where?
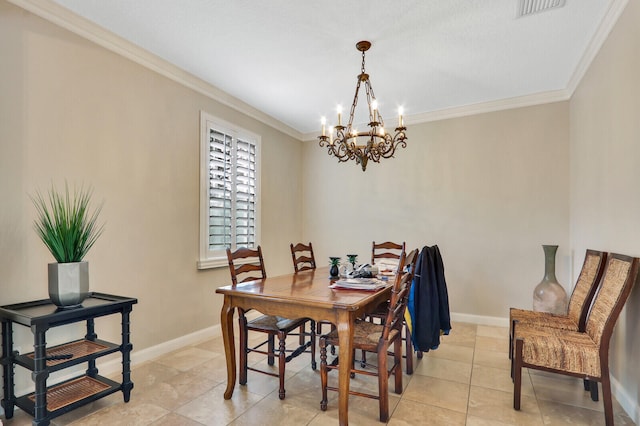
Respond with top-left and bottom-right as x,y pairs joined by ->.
329,126 -> 334,144
398,106 -> 404,127
321,116 -> 326,136
371,100 -> 378,122
379,126 -> 385,136
337,105 -> 343,126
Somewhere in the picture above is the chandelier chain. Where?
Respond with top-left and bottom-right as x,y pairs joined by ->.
348,79 -> 361,130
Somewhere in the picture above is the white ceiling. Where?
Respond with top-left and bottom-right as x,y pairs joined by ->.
47,0 -> 617,135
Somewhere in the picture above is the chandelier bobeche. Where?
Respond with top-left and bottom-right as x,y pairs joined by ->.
318,41 -> 407,171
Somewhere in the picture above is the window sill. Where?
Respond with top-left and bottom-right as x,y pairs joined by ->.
197,257 -> 228,270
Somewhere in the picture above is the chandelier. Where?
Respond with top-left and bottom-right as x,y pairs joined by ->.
318,41 -> 407,171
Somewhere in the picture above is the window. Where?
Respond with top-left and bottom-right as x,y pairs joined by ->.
198,111 -> 260,269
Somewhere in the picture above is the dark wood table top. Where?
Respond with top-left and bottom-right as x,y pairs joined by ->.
216,266 -> 392,311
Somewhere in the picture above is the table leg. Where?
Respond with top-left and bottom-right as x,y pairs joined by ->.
336,310 -> 354,426
32,324 -> 50,426
85,318 -> 98,378
1,320 -> 15,419
121,307 -> 134,402
221,297 -> 236,399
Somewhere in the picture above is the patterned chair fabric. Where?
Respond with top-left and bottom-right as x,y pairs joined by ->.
508,250 -> 607,358
512,253 -> 640,426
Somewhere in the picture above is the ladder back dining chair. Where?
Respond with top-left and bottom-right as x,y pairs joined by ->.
365,240 -> 418,374
320,248 -> 418,422
290,242 -> 333,349
226,246 -> 316,400
371,241 -> 406,266
290,242 -> 316,273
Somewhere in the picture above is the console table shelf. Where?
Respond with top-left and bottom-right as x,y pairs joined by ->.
16,339 -> 120,372
17,374 -> 119,415
1,292 -> 137,426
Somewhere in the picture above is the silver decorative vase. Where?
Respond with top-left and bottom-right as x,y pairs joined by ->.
532,245 -> 567,314
48,262 -> 89,308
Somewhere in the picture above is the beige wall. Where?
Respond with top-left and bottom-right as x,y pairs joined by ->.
303,103 -> 571,319
0,0 -> 302,390
3,0 -> 640,420
570,0 -> 640,419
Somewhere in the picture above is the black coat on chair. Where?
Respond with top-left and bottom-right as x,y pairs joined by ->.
408,245 -> 452,352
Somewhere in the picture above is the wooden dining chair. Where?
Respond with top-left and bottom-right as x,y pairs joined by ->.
509,249 -> 607,400
371,241 -> 406,266
290,242 -> 316,273
513,253 -> 640,426
290,242 -> 333,349
227,246 -> 267,285
320,248 -> 418,422
365,240 -> 417,374
226,246 -> 316,400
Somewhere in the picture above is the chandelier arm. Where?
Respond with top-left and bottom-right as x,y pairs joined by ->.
335,138 -> 357,162
378,134 -> 407,159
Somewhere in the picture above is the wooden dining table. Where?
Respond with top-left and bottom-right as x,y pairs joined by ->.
215,266 -> 393,426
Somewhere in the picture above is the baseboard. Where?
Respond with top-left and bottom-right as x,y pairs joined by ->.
450,312 -> 509,327
611,375 -> 640,424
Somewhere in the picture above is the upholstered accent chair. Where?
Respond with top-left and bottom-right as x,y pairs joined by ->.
509,250 -> 607,399
512,253 -> 640,426
509,250 -> 607,350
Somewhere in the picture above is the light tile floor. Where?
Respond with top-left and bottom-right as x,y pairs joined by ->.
1,322 -> 635,425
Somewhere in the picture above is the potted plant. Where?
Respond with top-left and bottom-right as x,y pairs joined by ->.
32,182 -> 104,308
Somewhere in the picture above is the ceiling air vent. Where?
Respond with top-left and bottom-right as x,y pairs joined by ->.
517,0 -> 566,17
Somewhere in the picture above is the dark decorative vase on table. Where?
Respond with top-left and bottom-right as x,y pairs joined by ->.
329,257 -> 341,278
532,245 -> 568,314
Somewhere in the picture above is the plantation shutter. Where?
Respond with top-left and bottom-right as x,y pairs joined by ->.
207,127 -> 257,251
208,129 -> 232,251
235,138 -> 257,248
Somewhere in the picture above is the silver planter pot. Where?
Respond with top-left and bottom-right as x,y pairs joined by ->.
48,261 -> 89,308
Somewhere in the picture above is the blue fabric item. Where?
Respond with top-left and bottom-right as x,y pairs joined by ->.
407,275 -> 417,338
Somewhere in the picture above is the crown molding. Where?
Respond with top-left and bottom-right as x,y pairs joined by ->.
8,0 -> 304,141
302,89 -> 570,142
10,0 -> 627,144
566,0 -> 629,95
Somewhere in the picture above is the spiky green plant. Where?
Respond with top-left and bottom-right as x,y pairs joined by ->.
32,183 -> 104,263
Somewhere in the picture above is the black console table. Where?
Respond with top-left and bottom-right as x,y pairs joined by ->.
0,292 -> 137,426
